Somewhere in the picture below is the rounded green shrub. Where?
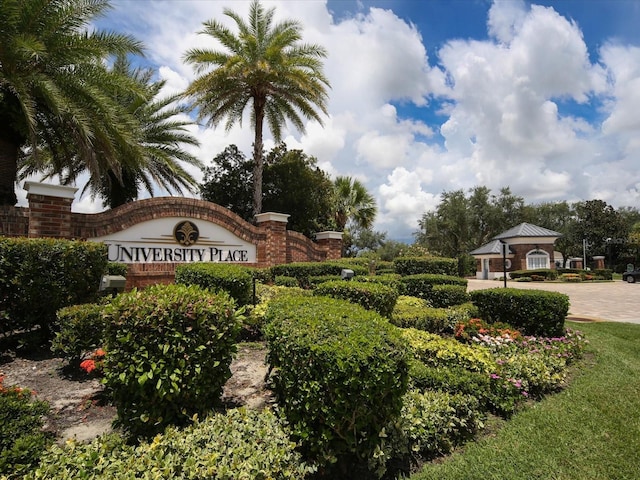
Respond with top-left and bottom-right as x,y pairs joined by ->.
102,284 -> 241,439
381,390 -> 483,471
313,279 -> 398,317
52,302 -> 107,366
265,294 -> 409,474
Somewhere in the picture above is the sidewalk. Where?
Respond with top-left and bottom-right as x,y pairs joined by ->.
466,279 -> 640,324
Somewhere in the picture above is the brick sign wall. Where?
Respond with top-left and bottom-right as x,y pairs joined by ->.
1,182 -> 342,289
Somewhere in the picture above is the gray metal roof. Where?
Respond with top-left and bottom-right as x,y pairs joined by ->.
493,222 -> 561,240
470,239 -> 512,256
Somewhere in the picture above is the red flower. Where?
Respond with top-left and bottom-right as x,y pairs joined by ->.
80,359 -> 96,374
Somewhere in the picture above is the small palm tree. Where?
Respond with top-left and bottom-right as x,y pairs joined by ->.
333,176 -> 377,231
23,57 -> 202,208
0,0 -> 144,205
183,0 -> 330,218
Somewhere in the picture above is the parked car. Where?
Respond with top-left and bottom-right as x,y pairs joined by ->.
622,269 -> 640,283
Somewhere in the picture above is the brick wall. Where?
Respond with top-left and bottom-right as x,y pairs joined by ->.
0,206 -> 29,237
287,231 -> 328,263
1,184 -> 342,289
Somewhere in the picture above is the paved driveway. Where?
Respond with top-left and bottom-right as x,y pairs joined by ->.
467,279 -> 640,324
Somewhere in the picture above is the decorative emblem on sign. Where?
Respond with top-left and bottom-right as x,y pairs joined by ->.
174,221 -> 199,246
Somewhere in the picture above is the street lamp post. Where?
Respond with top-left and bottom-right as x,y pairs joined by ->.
501,241 -> 508,288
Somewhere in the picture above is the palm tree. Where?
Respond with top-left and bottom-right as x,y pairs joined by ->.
183,0 -> 330,218
0,0 -> 145,206
333,176 -> 377,231
22,57 -> 203,208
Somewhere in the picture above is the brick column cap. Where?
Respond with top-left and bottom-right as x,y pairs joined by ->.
316,231 -> 343,240
24,181 -> 77,200
255,212 -> 289,224
592,255 -> 605,260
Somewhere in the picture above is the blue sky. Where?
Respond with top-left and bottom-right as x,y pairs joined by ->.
22,0 -> 640,242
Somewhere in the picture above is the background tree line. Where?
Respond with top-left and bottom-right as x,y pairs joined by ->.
200,143 -> 376,240
414,186 -> 640,272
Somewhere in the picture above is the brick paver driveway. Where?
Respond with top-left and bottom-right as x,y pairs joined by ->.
467,279 -> 640,324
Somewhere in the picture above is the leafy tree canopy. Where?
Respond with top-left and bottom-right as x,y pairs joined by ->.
200,143 -> 333,237
415,186 -> 640,271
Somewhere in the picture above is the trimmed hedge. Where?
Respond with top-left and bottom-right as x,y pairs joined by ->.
102,284 -> 240,439
265,294 -> 409,474
175,263 -> 253,306
509,269 -> 558,280
273,275 -> 299,287
557,268 -> 613,281
401,328 -> 496,373
393,256 -> 457,276
27,409 -> 313,479
338,257 -> 394,274
470,288 -> 569,337
427,284 -> 469,308
313,279 -> 398,317
409,362 -> 492,404
391,297 -> 475,334
307,274 -> 341,287
270,261 -> 368,281
352,273 -> 402,290
399,274 -> 467,301
0,238 -> 107,341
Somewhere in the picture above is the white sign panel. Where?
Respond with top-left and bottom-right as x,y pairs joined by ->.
89,217 -> 256,263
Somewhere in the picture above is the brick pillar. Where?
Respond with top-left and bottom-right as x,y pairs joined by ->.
255,212 -> 289,266
24,182 -> 77,239
316,231 -> 343,260
592,256 -> 605,270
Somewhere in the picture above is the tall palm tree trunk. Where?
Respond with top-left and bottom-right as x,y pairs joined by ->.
0,137 -> 19,205
252,99 -> 265,219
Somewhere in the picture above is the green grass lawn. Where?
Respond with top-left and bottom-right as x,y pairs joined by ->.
412,321 -> 640,480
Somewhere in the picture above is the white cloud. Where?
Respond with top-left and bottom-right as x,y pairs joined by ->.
29,0 -> 638,242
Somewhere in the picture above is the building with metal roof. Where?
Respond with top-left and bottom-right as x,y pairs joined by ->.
470,222 -> 561,280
